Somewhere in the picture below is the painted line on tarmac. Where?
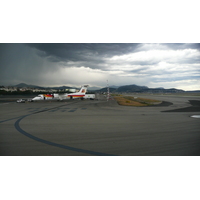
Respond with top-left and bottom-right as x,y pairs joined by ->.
13,101 -> 116,156
0,102 -> 76,123
14,115 -> 115,156
0,115 -> 29,123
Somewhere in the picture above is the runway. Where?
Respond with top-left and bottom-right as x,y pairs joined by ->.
0,94 -> 200,156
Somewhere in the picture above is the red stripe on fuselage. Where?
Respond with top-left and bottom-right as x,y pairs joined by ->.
44,94 -> 53,97
68,95 -> 85,97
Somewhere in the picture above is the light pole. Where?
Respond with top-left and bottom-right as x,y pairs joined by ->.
107,80 -> 110,101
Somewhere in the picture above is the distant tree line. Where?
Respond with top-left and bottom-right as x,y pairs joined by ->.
0,90 -> 35,95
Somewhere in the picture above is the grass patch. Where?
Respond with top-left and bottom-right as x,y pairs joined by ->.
111,94 -> 122,96
113,95 -> 161,106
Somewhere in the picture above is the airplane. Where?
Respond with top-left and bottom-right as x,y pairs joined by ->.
64,84 -> 88,100
32,85 -> 89,101
31,93 -> 59,101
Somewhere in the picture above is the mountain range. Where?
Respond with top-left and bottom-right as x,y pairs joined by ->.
14,83 -> 77,90
10,83 -> 196,93
97,84 -> 187,93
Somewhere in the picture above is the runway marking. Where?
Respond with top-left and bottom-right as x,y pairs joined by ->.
0,106 -> 87,123
14,115 -> 115,156
27,108 -> 44,112
25,107 -> 89,113
0,115 -> 28,123
12,101 -> 116,156
49,109 -> 58,112
0,102 -> 76,123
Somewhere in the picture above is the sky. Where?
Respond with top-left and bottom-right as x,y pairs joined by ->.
0,43 -> 200,90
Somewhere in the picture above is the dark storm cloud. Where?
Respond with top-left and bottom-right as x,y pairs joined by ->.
0,44 -> 60,85
26,43 -> 200,69
24,43 -> 143,72
27,43 -> 140,62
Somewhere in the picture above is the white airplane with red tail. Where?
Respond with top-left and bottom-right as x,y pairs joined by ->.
32,85 -> 90,101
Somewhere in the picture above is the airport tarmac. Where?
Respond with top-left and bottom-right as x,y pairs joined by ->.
0,94 -> 200,156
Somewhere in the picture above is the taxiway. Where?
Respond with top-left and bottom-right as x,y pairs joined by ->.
0,94 -> 200,156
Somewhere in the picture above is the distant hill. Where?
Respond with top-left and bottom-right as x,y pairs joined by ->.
12,83 -> 198,93
13,83 -> 106,91
110,85 -> 119,89
185,90 -> 200,93
117,84 -> 148,92
88,86 -> 102,91
98,87 -> 117,93
15,83 -> 42,88
115,84 -> 185,93
14,83 -> 78,90
51,86 -> 77,90
95,84 -> 185,93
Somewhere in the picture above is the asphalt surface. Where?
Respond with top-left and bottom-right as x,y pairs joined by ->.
0,94 -> 200,156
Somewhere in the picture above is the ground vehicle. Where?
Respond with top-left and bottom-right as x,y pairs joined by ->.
16,99 -> 26,103
83,94 -> 96,100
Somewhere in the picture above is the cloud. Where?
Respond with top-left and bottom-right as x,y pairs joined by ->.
27,43 -> 140,63
0,44 -> 60,85
108,48 -> 200,65
0,43 -> 199,90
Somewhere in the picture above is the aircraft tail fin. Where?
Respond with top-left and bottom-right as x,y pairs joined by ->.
78,84 -> 89,94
